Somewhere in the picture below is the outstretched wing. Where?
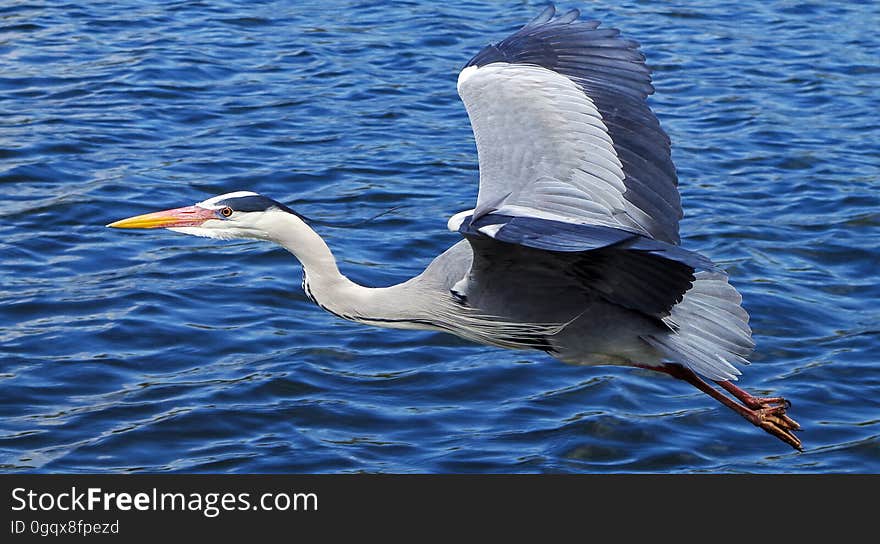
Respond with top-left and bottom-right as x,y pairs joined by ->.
457,5 -> 681,244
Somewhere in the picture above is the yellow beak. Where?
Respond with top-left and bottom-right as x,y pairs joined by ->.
106,206 -> 217,229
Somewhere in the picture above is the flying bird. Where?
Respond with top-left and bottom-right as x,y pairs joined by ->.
109,5 -> 801,451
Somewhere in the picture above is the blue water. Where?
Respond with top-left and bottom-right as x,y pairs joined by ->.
2,0 -> 878,473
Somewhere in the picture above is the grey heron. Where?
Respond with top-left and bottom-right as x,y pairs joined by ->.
108,5 -> 801,451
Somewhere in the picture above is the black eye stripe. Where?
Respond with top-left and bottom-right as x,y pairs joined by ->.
215,195 -> 278,212
215,195 -> 297,214
213,195 -> 301,219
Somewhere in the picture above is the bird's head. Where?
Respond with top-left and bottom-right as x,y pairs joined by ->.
107,191 -> 302,241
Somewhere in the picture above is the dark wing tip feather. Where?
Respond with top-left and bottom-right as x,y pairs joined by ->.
556,8 -> 581,24
528,4 -> 556,26
466,5 -> 652,96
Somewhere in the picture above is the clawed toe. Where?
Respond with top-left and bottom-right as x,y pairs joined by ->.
759,405 -> 800,430
753,406 -> 802,451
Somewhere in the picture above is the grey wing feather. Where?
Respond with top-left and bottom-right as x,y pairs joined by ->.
462,5 -> 681,244
642,272 -> 755,381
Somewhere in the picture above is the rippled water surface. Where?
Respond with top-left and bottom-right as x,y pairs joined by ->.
2,1 -> 878,473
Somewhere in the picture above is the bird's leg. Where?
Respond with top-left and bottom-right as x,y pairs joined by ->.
640,364 -> 802,451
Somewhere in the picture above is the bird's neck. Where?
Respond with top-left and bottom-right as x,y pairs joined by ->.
266,212 -> 562,345
269,213 -> 433,329
273,215 -> 343,285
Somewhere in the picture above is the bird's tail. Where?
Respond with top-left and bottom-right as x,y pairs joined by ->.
642,271 -> 755,381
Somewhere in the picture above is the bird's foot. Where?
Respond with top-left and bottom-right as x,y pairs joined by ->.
646,366 -> 804,451
747,404 -> 802,451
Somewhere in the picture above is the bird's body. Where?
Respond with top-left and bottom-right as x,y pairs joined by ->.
109,6 -> 801,450
304,236 -> 659,363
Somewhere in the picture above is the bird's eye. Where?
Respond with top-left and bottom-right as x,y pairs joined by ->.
220,207 -> 233,218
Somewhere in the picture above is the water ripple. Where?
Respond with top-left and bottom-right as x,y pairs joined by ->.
1,0 -> 878,473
